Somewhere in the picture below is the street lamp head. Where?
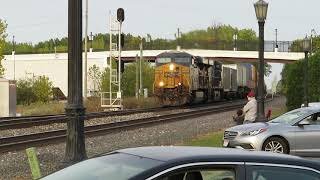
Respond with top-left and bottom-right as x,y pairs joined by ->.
254,0 -> 269,22
303,35 -> 311,52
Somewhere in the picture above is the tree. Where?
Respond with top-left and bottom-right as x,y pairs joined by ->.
33,76 -> 53,103
265,63 -> 272,77
121,60 -> 154,97
281,52 -> 320,110
0,19 -> 7,77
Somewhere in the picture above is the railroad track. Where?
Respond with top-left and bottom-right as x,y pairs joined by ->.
0,100 -> 245,130
0,102 -> 245,153
0,107 -> 180,130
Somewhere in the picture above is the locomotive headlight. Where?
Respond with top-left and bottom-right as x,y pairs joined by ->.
159,81 -> 164,87
178,82 -> 182,86
169,64 -> 175,71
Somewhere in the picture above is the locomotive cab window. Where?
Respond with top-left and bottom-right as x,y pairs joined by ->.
156,58 -> 172,66
174,57 -> 191,66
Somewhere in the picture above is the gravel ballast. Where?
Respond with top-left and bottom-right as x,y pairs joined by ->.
0,97 -> 285,179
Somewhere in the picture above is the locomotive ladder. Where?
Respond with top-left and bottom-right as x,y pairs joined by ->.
101,13 -> 123,110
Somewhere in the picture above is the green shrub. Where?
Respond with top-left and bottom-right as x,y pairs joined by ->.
282,52 -> 320,110
33,76 -> 53,103
16,78 -> 36,105
16,76 -> 53,105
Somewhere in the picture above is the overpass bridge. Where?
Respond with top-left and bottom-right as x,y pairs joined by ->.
2,49 -> 304,96
116,49 -> 304,64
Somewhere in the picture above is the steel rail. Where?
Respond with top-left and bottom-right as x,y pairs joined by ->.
0,100 -> 245,130
0,102 -> 245,153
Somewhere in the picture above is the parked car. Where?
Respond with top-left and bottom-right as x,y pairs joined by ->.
223,106 -> 320,157
42,146 -> 320,180
302,102 -> 320,108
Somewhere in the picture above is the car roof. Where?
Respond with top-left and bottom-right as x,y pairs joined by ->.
299,104 -> 320,111
116,146 -> 320,171
117,146 -> 298,161
116,146 -> 320,169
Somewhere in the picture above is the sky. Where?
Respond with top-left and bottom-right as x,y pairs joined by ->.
1,0 -> 319,88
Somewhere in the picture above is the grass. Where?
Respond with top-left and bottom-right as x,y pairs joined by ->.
270,106 -> 287,119
123,97 -> 160,109
185,131 -> 224,147
17,102 -> 66,116
16,96 -> 160,116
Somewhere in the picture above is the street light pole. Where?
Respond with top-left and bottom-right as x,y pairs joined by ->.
65,0 -> 87,163
303,36 -> 311,107
257,21 -> 265,121
254,0 -> 268,122
84,0 -> 88,99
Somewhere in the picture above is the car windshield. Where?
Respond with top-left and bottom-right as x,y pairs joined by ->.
42,152 -> 163,180
269,109 -> 312,124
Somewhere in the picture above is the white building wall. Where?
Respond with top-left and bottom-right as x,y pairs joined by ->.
3,52 -> 107,96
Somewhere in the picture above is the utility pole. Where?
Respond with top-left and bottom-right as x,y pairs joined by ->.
84,0 -> 88,99
89,32 -> 93,53
175,28 -> 182,50
53,38 -> 57,55
275,29 -> 278,52
135,54 -> 139,99
12,36 -> 16,81
65,0 -> 87,164
139,41 -> 143,97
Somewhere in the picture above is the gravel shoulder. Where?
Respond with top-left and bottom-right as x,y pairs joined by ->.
0,97 -> 286,180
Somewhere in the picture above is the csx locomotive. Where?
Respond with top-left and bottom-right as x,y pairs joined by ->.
153,51 -> 253,106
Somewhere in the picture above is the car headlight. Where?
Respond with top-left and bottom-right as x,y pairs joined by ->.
159,81 -> 164,87
241,128 -> 267,136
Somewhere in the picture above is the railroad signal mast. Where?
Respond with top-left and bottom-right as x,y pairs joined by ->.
101,9 -> 125,110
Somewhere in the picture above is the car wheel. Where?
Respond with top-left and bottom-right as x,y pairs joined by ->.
262,137 -> 289,154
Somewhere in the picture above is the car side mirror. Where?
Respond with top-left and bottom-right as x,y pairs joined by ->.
298,120 -> 311,127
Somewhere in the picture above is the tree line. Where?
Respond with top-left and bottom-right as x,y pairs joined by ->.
2,25 -> 261,54
280,51 -> 320,110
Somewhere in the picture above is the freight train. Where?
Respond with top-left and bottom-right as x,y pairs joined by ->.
153,51 -> 254,106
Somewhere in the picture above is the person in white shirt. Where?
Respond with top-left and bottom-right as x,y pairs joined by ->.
243,91 -> 257,124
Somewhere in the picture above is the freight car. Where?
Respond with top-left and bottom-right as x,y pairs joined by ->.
153,51 -> 253,106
